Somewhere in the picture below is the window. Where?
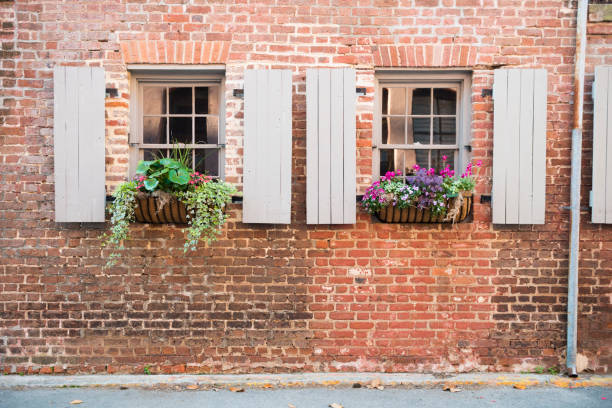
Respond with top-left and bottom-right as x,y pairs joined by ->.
129,71 -> 225,178
374,72 -> 471,179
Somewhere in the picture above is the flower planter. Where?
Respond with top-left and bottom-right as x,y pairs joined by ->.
376,191 -> 472,223
134,192 -> 188,224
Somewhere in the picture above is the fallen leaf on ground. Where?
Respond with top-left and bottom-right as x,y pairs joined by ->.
513,384 -> 526,390
288,404 -> 296,408
329,404 -> 343,408
229,387 -> 245,392
352,382 -> 362,388
186,385 -> 199,390
70,401 -> 83,405
443,385 -> 462,392
119,386 -> 128,390
366,378 -> 383,390
262,383 -> 274,389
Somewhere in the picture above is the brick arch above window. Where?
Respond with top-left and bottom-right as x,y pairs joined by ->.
372,45 -> 488,68
120,40 -> 231,65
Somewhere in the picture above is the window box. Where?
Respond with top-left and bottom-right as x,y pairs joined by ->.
376,191 -> 472,223
133,192 -> 188,224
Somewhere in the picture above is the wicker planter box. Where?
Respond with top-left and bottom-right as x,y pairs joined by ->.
134,192 -> 188,224
376,192 -> 473,223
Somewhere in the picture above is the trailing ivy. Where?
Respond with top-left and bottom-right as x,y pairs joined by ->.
101,180 -> 138,267
101,153 -> 236,267
178,180 -> 236,252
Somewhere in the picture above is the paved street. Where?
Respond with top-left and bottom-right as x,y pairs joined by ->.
1,386 -> 610,408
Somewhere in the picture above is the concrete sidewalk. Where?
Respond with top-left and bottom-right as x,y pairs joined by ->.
0,372 -> 611,390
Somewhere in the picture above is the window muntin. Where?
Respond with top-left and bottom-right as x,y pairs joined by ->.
374,73 -> 471,180
132,80 -> 224,178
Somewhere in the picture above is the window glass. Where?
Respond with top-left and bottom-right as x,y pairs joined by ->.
134,82 -> 224,178
169,87 -> 192,114
378,83 -> 462,175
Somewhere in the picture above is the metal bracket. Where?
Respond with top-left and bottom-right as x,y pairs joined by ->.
480,195 -> 491,203
481,88 -> 493,98
233,89 -> 244,98
105,88 -> 118,98
356,87 -> 367,96
464,144 -> 472,152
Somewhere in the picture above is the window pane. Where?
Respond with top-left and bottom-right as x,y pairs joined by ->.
195,149 -> 219,177
433,88 -> 456,115
169,87 -> 192,114
169,117 -> 192,144
431,149 -> 455,173
381,117 -> 405,144
143,117 -> 166,144
409,88 -> 430,115
195,86 -> 219,115
409,118 -> 430,144
382,87 -> 405,115
433,117 -> 456,144
143,148 -> 167,161
379,149 -> 397,175
405,149 -> 429,172
195,117 -> 219,144
143,87 -> 166,115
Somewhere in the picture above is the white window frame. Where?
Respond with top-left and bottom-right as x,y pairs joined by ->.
373,70 -> 472,179
128,67 -> 226,179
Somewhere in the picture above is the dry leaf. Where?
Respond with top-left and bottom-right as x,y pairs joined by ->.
263,383 -> 274,389
513,384 -> 526,390
288,404 -> 296,408
229,387 -> 245,392
376,385 -> 384,390
70,401 -> 83,405
186,385 -> 199,390
329,404 -> 343,408
443,385 -> 462,392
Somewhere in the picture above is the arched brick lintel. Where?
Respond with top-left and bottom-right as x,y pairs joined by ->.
373,45 -> 485,67
120,40 -> 231,64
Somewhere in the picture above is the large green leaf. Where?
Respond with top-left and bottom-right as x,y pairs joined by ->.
136,160 -> 153,174
159,158 -> 181,169
143,178 -> 159,191
149,168 -> 169,178
168,168 -> 190,185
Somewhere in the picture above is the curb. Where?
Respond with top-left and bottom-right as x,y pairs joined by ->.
1,373 -> 611,390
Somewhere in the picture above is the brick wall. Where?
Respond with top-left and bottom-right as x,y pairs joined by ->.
0,0 -> 610,375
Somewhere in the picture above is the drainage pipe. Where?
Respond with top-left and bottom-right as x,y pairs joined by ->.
566,0 -> 588,378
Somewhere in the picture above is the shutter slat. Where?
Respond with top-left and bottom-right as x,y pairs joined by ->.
306,68 -> 356,224
53,66 -> 106,222
492,68 -> 547,224
492,70 -> 508,224
342,68 -> 357,224
242,69 -> 292,224
592,66 -> 608,223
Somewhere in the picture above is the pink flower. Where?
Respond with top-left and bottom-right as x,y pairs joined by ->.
476,160 -> 482,167
413,164 -> 420,170
442,155 -> 447,161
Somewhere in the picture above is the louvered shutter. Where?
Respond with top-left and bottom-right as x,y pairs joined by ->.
54,66 -> 106,222
492,69 -> 547,224
242,69 -> 292,224
306,68 -> 356,224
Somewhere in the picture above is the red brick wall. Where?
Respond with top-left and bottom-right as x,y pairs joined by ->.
0,0 -> 610,375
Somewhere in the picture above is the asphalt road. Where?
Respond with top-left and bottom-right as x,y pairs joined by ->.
0,387 -> 610,408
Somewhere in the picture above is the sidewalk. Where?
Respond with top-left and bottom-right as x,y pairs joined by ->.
0,373 -> 611,408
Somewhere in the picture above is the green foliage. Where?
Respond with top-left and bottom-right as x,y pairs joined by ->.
143,365 -> 151,375
100,181 -> 138,268
135,157 -> 191,193
178,180 -> 236,252
548,367 -> 559,375
534,366 -> 545,374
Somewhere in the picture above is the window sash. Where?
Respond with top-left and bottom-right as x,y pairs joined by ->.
373,73 -> 471,179
129,76 -> 225,179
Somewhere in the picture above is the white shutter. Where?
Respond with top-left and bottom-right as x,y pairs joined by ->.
242,69 -> 292,224
592,66 -> 612,223
492,69 -> 547,224
306,68 -> 356,224
53,66 -> 106,222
